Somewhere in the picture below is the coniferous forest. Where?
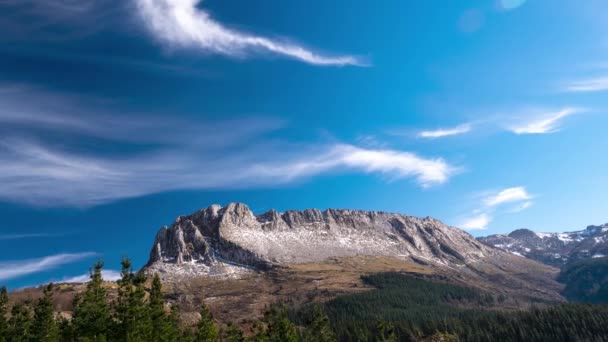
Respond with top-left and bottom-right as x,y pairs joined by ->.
3,260 -> 608,341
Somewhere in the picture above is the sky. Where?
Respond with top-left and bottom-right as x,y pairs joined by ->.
1,0 -> 608,289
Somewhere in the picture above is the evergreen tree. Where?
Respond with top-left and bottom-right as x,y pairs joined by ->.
72,260 -> 111,341
114,257 -> 152,341
301,304 -> 336,342
376,321 -> 397,342
195,304 -> 218,342
7,302 -> 32,342
31,283 -> 59,342
57,316 -> 75,342
223,322 -> 244,342
247,320 -> 268,342
0,285 -> 8,342
263,306 -> 297,342
150,273 -> 180,342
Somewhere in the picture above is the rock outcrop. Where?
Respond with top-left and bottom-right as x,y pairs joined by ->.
147,203 -> 489,270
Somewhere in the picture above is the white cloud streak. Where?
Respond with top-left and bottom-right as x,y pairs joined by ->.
0,233 -> 59,241
0,86 -> 455,207
418,124 -> 472,139
61,269 -> 121,283
563,77 -> 608,93
507,108 -> 581,134
0,139 -> 454,206
458,187 -> 533,231
460,213 -> 491,231
0,253 -> 97,281
483,187 -> 532,207
134,0 -> 365,66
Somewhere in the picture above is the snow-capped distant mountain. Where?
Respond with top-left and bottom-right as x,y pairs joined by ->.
478,224 -> 608,267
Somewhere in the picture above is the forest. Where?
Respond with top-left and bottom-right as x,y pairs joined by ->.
2,261 -> 608,341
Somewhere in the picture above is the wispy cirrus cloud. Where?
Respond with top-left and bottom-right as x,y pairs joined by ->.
483,187 -> 532,207
417,124 -> 472,139
0,253 -> 97,281
0,85 -> 455,207
458,187 -> 534,231
562,77 -> 608,93
0,233 -> 64,241
506,108 -> 582,135
460,213 -> 491,231
133,0 -> 366,66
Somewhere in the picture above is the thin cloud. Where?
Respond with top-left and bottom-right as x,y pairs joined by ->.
507,108 -> 581,134
0,86 -> 456,207
483,187 -> 531,207
0,253 -> 97,281
134,0 -> 366,66
418,124 -> 472,139
458,187 -> 533,231
563,77 -> 608,93
0,233 -> 63,241
61,269 -> 121,283
460,213 -> 491,231
250,144 -> 455,188
0,139 -> 455,206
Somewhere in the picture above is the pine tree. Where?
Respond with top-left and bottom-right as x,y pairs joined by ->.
195,304 -> 218,342
376,321 -> 397,342
302,304 -> 336,342
223,322 -> 244,342
31,283 -> 59,341
7,302 -> 32,342
264,306 -> 297,342
57,316 -> 75,342
150,273 -> 180,342
114,257 -> 152,341
72,260 -> 111,341
0,285 -> 8,342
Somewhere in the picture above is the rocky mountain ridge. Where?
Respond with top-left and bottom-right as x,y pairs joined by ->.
144,203 -> 562,302
478,224 -> 608,267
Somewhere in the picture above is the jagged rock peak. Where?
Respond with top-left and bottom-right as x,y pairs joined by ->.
146,202 -> 498,276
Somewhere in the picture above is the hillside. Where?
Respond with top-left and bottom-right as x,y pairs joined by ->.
139,203 -> 564,323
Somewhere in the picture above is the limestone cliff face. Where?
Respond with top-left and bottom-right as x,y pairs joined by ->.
146,203 -> 497,272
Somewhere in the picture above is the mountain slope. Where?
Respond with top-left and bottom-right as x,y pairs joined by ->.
478,224 -> 608,267
144,203 -> 562,304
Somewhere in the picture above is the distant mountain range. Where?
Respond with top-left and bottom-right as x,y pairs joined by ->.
478,224 -> 608,267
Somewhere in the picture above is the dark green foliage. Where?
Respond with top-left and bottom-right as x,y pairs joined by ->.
195,304 -> 218,341
300,304 -> 336,342
375,321 -> 397,342
149,273 -> 181,342
57,316 -> 75,342
7,302 -> 32,342
263,306 -> 297,342
558,256 -> 608,303
114,257 -> 152,341
71,260 -> 112,341
31,283 -> 59,341
0,285 -> 8,342
311,272 -> 608,341
223,322 -> 244,342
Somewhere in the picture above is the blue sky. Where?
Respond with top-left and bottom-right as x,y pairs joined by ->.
1,0 -> 608,289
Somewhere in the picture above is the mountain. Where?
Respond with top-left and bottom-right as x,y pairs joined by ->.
8,203 -> 566,328
478,224 -> 608,267
144,203 -> 563,317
